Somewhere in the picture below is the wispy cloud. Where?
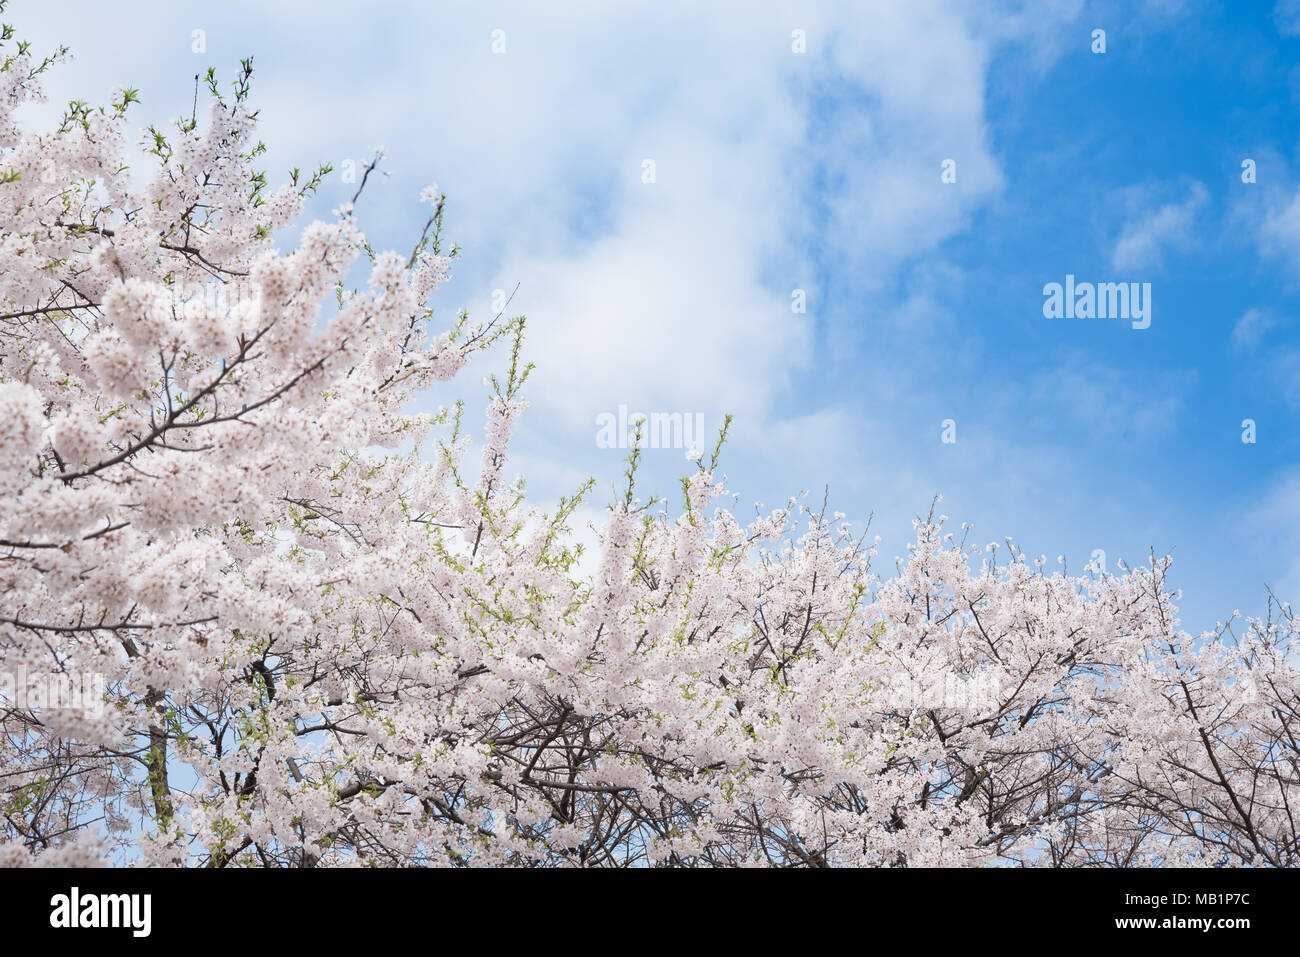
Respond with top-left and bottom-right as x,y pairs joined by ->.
1276,0 -> 1300,37
1245,468 -> 1300,604
1028,356 -> 1193,441
1231,307 -> 1282,350
1110,182 -> 1208,272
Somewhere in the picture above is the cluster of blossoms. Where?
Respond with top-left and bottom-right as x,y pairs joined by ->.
3,29 -> 1300,869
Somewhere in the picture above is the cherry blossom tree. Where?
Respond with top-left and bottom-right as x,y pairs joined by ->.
2,19 -> 1298,868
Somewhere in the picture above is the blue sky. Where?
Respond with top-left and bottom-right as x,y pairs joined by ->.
14,0 -> 1300,633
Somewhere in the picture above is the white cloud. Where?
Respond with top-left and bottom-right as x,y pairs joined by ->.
456,0 -> 1021,431
1256,185 -> 1300,273
1231,307 -> 1281,350
1110,182 -> 1209,272
1246,470 -> 1300,605
8,1 -> 1080,437
1276,0 -> 1300,37
1027,356 -> 1192,441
